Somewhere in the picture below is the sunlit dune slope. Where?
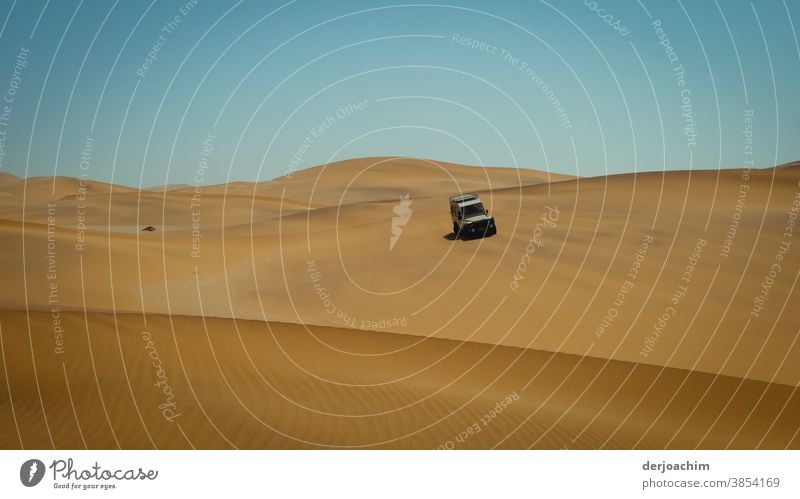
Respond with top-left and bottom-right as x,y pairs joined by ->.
1,158 -> 797,386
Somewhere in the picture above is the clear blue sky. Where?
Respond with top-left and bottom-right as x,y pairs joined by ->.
0,0 -> 797,187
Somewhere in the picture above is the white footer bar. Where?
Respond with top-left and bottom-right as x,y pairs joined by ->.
1,450 -> 797,498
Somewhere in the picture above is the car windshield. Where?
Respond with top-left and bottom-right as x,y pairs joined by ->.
461,203 -> 485,218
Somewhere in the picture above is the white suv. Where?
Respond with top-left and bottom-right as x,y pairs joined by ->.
449,193 -> 497,239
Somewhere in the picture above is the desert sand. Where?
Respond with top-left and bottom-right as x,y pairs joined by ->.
0,157 -> 798,449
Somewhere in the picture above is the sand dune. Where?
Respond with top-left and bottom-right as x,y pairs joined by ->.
2,310 -> 797,449
0,157 -> 798,448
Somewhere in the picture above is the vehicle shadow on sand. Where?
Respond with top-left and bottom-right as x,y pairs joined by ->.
443,232 -> 497,241
443,232 -> 491,241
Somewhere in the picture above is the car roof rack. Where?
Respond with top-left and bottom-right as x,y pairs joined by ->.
449,193 -> 479,203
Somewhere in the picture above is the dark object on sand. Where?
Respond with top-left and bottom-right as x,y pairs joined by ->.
142,226 -> 157,232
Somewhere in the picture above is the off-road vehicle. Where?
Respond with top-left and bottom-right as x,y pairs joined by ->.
449,193 -> 497,239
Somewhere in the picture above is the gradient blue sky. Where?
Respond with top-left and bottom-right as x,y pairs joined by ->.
0,0 -> 798,187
